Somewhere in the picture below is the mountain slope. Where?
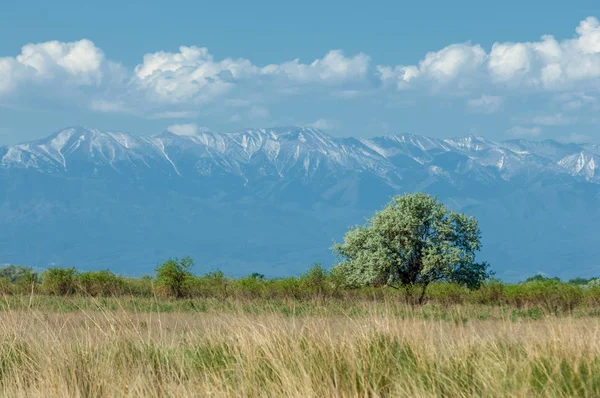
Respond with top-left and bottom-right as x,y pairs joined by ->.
1,126 -> 599,280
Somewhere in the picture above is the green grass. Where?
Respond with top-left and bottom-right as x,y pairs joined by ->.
2,293 -> 600,323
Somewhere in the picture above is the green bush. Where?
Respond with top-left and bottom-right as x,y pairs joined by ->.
471,280 -> 506,305
42,267 -> 77,295
230,276 -> 266,299
77,270 -> 125,296
427,283 -> 469,305
505,280 -> 583,313
300,263 -> 329,297
186,271 -> 229,299
0,265 -> 39,283
121,277 -> 154,296
3,258 -> 600,313
155,257 -> 194,298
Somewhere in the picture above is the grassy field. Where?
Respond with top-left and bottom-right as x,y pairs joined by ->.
0,296 -> 599,397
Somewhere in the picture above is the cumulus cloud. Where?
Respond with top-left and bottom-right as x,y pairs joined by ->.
379,17 -> 600,93
132,46 -> 256,104
0,41 -> 371,115
466,95 -> 503,114
247,105 -> 270,120
130,47 -> 370,106
378,43 -> 486,90
530,113 -> 573,126
89,99 -> 127,113
150,110 -> 199,119
167,123 -> 210,136
307,119 -> 339,130
18,40 -> 104,82
0,39 -> 127,112
565,132 -> 593,143
263,50 -> 370,83
506,125 -> 543,137
3,17 -> 600,122
379,43 -> 487,88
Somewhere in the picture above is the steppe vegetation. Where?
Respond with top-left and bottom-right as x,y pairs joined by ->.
0,263 -> 599,397
1,194 -> 598,396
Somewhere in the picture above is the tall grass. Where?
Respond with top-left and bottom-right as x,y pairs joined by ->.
0,298 -> 599,396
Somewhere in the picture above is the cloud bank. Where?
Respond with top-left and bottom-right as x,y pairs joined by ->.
2,17 -> 600,138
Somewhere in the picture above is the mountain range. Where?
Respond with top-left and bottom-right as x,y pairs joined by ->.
1,126 -> 599,280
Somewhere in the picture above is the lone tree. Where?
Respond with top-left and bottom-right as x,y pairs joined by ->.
332,193 -> 491,303
155,257 -> 193,298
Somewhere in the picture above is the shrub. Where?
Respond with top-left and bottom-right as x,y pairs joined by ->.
121,277 -> 154,296
186,271 -> 229,298
471,280 -> 506,305
230,276 -> 265,299
0,265 -> 39,284
505,280 -> 583,313
427,282 -> 468,305
300,263 -> 329,297
42,267 -> 77,295
155,257 -> 193,298
266,278 -> 303,300
77,270 -> 125,296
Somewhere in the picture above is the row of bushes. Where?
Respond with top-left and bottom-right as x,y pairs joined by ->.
0,263 -> 336,299
1,263 -> 600,312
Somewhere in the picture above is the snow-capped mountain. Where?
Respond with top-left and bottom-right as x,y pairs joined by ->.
3,127 -> 597,182
1,126 -> 599,280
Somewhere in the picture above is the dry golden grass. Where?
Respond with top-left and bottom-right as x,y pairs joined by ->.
0,300 -> 599,397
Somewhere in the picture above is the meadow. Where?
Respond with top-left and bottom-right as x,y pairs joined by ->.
1,265 -> 600,396
1,297 -> 600,397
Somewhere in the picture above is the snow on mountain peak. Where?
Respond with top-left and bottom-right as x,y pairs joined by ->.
1,126 -> 599,184
558,151 -> 599,179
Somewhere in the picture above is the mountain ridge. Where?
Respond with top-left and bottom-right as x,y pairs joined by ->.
2,126 -> 599,182
1,126 -> 599,280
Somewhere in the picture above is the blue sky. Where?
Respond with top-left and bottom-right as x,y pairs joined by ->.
1,0 -> 600,144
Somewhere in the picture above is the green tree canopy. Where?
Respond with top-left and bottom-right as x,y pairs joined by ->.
155,257 -> 193,298
332,193 -> 491,303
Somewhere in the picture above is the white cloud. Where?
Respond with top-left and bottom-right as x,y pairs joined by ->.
3,17 -> 600,123
0,40 -> 374,116
16,39 -> 105,84
89,99 -> 127,113
151,111 -> 199,119
555,92 -> 599,111
379,43 -> 486,89
332,89 -> 363,99
307,119 -> 339,130
576,17 -> 600,54
419,43 -> 486,82
565,132 -> 593,143
130,47 -> 370,106
488,42 -> 531,83
506,125 -> 543,137
0,39 -> 110,96
263,50 -> 370,83
466,95 -> 503,114
167,123 -> 211,136
247,106 -> 270,120
530,113 -> 573,126
379,17 -> 600,93
132,46 -> 257,104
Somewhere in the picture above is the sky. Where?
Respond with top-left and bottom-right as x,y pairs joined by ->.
1,0 -> 600,145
